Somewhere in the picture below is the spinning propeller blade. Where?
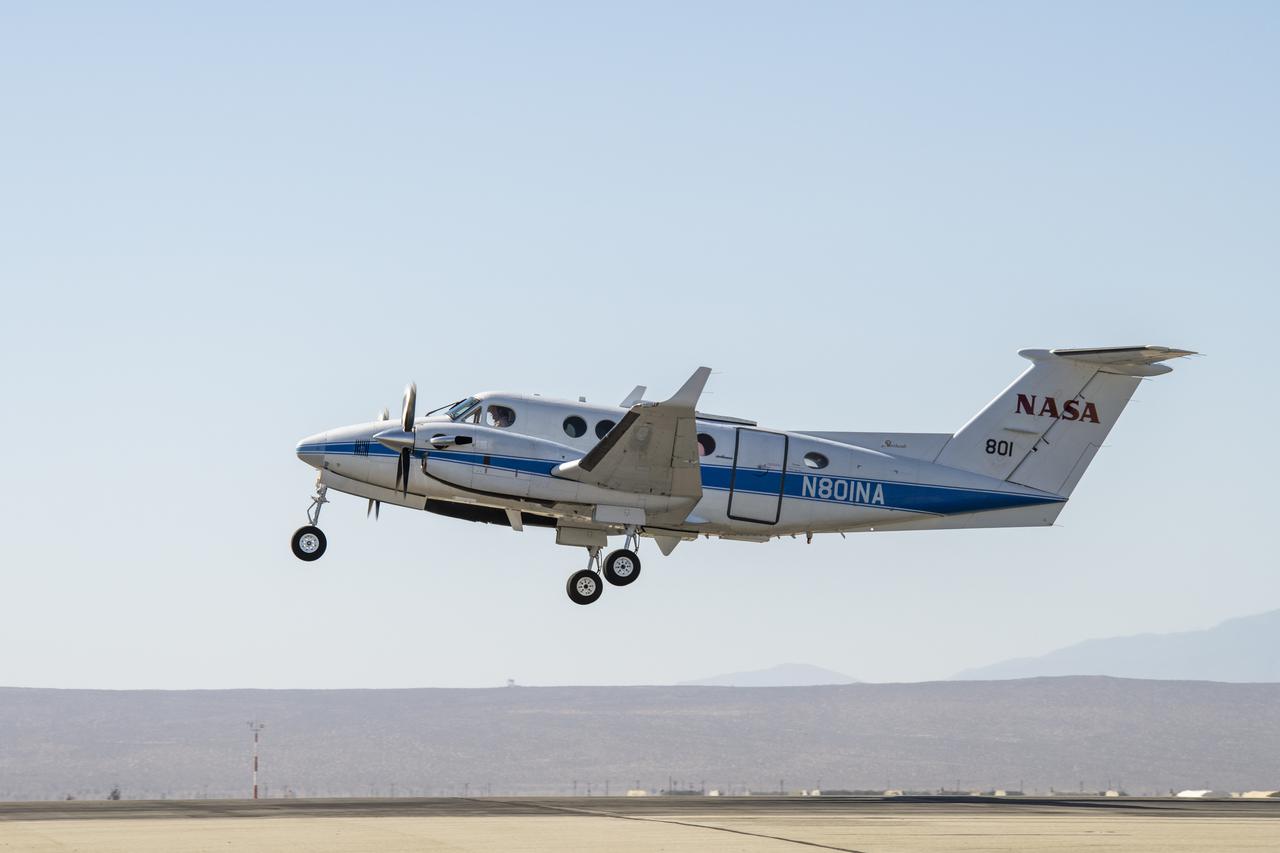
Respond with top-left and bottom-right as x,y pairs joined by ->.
394,447 -> 412,495
401,382 -> 417,433
366,498 -> 381,520
397,383 -> 417,496
374,382 -> 419,498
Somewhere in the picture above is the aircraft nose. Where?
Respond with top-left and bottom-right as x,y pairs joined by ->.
295,432 -> 327,469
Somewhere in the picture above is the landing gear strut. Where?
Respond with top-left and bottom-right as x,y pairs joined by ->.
291,483 -> 329,562
603,526 -> 641,586
564,528 -> 644,604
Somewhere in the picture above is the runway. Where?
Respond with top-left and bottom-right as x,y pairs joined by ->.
1,796 -> 1276,852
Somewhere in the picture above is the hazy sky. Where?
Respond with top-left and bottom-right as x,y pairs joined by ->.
1,2 -> 1276,688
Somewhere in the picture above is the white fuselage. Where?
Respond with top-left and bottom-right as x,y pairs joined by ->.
296,391 -> 1066,543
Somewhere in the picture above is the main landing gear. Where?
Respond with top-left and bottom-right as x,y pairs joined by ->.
565,528 -> 643,605
291,483 -> 329,562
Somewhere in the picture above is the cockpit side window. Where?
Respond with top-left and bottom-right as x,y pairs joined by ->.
486,405 -> 516,428
447,397 -> 480,422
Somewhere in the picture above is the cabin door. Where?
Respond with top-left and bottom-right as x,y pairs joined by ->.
727,428 -> 788,524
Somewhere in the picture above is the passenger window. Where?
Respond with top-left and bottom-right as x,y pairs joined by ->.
487,405 -> 516,428
563,416 -> 587,438
595,419 -> 616,439
803,451 -> 829,469
697,433 -> 716,457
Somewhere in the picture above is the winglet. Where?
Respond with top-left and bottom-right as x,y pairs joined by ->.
619,385 -> 647,407
662,367 -> 711,409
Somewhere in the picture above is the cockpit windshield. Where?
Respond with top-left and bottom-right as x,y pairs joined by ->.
446,397 -> 481,422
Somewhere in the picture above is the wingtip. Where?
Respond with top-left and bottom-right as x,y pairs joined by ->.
663,366 -> 712,408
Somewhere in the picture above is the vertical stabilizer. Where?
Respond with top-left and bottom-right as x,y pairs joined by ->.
933,346 -> 1193,496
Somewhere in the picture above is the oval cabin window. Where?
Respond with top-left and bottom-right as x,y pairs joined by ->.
803,451 -> 829,469
595,419 -> 616,439
563,415 -> 587,438
697,433 -> 716,457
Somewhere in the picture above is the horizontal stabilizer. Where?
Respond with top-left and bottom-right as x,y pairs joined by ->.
1048,345 -> 1197,377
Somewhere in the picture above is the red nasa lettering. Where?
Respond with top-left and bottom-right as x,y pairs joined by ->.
1015,394 -> 1099,423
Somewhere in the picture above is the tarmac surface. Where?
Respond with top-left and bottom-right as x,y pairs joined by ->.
1,796 -> 1277,852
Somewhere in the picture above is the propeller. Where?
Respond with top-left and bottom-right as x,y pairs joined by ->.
366,408 -> 392,520
373,383 -> 417,498
397,383 -> 416,494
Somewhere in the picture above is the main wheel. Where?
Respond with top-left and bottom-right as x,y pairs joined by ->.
603,549 -> 641,586
291,525 -> 327,561
566,569 -> 603,605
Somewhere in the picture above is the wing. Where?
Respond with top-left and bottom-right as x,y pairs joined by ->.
554,367 -> 711,499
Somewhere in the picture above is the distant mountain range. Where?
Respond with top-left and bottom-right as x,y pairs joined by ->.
679,663 -> 859,687
2,677 -> 1277,800
955,609 -> 1280,682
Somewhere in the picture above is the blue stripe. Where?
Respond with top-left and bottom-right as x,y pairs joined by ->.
302,443 -> 1063,515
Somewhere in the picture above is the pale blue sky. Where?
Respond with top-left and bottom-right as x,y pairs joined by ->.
1,2 -> 1275,688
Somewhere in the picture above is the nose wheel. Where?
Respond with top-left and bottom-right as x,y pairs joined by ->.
291,482 -> 329,562
291,525 -> 327,561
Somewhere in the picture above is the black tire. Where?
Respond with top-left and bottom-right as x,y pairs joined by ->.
603,549 -> 641,586
291,525 -> 327,561
566,569 -> 603,605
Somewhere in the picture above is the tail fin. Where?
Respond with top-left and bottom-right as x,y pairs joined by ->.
934,346 -> 1194,496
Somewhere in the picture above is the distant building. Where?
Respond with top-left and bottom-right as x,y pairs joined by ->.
1176,790 -> 1227,798
625,789 -> 647,797
1240,791 -> 1279,799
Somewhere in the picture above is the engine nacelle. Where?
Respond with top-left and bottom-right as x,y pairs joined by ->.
420,423 -> 696,521
420,424 -> 579,498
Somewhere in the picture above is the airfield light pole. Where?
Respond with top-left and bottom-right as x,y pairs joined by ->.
248,722 -> 265,800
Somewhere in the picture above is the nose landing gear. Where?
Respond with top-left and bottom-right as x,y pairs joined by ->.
291,483 -> 329,562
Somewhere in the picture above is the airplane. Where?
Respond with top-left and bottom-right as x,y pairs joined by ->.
293,345 -> 1194,605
